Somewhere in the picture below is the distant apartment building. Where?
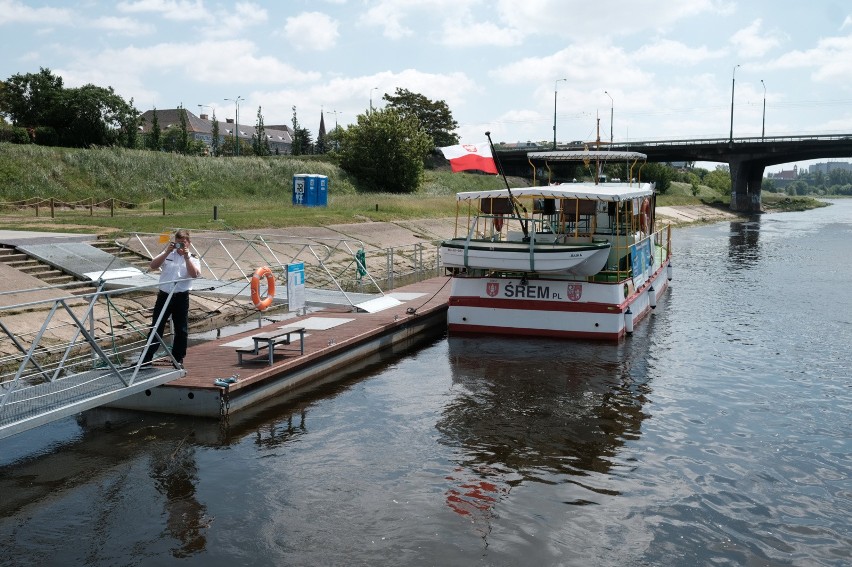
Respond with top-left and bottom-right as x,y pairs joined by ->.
139,108 -> 293,154
808,161 -> 852,175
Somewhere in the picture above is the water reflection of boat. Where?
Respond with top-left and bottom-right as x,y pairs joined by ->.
439,150 -> 673,340
437,333 -> 655,522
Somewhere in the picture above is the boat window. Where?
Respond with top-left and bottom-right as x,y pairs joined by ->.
480,197 -> 514,214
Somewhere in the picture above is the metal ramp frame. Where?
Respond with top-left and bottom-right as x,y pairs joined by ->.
0,281 -> 187,440
113,230 -> 436,312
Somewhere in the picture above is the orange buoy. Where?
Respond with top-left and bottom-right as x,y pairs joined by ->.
250,266 -> 275,311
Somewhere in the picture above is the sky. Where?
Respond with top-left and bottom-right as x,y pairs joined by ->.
2,0 -> 852,173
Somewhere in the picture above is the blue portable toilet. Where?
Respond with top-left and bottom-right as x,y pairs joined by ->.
293,174 -> 328,207
315,175 -> 328,206
292,174 -> 308,206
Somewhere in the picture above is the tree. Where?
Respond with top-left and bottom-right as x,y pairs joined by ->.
640,162 -> 673,194
252,106 -> 271,156
147,108 -> 162,151
210,110 -> 220,156
382,88 -> 459,148
339,108 -> 433,193
290,106 -> 312,155
0,68 -> 65,129
0,69 -> 140,148
703,166 -> 732,194
61,84 -> 139,147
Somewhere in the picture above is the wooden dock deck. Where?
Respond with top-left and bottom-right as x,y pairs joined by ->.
107,276 -> 452,417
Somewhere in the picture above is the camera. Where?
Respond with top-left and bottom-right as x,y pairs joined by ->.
173,242 -> 185,250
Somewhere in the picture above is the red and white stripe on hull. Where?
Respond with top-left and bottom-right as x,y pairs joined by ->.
447,259 -> 670,340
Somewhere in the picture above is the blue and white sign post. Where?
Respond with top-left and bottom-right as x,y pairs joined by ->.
287,262 -> 306,313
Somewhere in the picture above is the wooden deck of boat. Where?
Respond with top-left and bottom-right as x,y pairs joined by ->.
160,275 -> 452,397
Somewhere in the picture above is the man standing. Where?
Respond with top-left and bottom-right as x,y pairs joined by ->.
140,229 -> 201,368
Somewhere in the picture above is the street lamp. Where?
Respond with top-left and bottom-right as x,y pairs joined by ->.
224,96 -> 244,155
729,64 -> 740,143
604,90 -> 613,144
553,78 -> 567,150
760,79 -> 766,138
370,87 -> 378,113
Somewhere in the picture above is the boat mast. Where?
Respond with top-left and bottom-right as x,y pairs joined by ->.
486,131 -> 529,239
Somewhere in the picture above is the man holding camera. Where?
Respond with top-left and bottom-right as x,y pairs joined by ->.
140,229 -> 201,368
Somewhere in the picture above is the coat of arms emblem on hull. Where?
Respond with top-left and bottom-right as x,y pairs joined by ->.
486,281 -> 500,297
566,284 -> 582,301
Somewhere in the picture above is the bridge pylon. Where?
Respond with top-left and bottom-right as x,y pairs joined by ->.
729,156 -> 765,213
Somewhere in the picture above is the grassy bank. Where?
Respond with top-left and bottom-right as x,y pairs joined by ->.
0,143 -> 825,234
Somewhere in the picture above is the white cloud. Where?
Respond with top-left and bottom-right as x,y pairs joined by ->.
493,0 -> 731,39
357,0 -> 458,40
116,0 -> 207,22
92,16 -> 155,37
633,39 -> 726,65
284,12 -> 339,51
57,40 -> 321,108
441,19 -> 524,47
0,0 -> 72,25
768,34 -> 852,84
730,19 -> 783,58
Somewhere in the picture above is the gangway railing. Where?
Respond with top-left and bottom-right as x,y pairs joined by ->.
115,230 -> 441,308
0,280 -> 188,440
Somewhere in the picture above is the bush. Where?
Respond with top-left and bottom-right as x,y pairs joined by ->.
0,125 -> 31,144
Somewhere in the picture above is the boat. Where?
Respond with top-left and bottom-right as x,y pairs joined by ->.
439,149 -> 672,340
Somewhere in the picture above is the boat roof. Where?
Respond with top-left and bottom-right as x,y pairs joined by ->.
528,150 -> 647,161
455,183 -> 654,203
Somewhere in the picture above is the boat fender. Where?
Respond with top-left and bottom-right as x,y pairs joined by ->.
667,263 -> 673,281
649,285 -> 656,309
251,266 -> 275,311
493,215 -> 503,232
625,307 -> 634,335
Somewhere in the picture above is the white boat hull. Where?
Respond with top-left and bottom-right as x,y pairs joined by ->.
439,240 -> 610,276
446,257 -> 671,340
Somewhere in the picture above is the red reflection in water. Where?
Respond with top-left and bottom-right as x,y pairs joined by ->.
445,467 -> 508,517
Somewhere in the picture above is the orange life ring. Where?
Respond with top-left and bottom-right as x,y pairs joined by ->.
493,215 -> 504,232
640,198 -> 651,233
250,266 -> 275,311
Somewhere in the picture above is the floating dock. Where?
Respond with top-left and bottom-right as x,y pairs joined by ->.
106,276 -> 452,418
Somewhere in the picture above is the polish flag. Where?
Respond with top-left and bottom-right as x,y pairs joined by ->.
439,143 -> 498,174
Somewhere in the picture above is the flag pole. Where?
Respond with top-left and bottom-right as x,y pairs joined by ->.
485,131 -> 529,239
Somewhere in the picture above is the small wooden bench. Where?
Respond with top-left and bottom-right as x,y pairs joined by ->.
235,326 -> 306,365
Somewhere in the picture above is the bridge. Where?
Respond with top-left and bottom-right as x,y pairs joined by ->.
496,134 -> 852,213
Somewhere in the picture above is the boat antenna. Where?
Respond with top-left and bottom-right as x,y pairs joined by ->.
485,131 -> 528,239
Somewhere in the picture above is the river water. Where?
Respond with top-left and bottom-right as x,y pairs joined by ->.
1,200 -> 850,566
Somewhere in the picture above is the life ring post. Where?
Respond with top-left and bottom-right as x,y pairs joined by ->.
251,266 -> 276,311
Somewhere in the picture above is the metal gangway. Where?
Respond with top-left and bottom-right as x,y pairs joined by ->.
0,280 -> 188,440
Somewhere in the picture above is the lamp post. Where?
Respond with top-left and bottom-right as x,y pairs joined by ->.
224,96 -> 244,155
197,104 -> 214,118
760,79 -> 766,138
553,78 -> 567,150
604,90 -> 613,143
370,87 -> 378,113
729,64 -> 740,143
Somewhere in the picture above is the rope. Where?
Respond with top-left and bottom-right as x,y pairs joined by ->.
406,276 -> 452,315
